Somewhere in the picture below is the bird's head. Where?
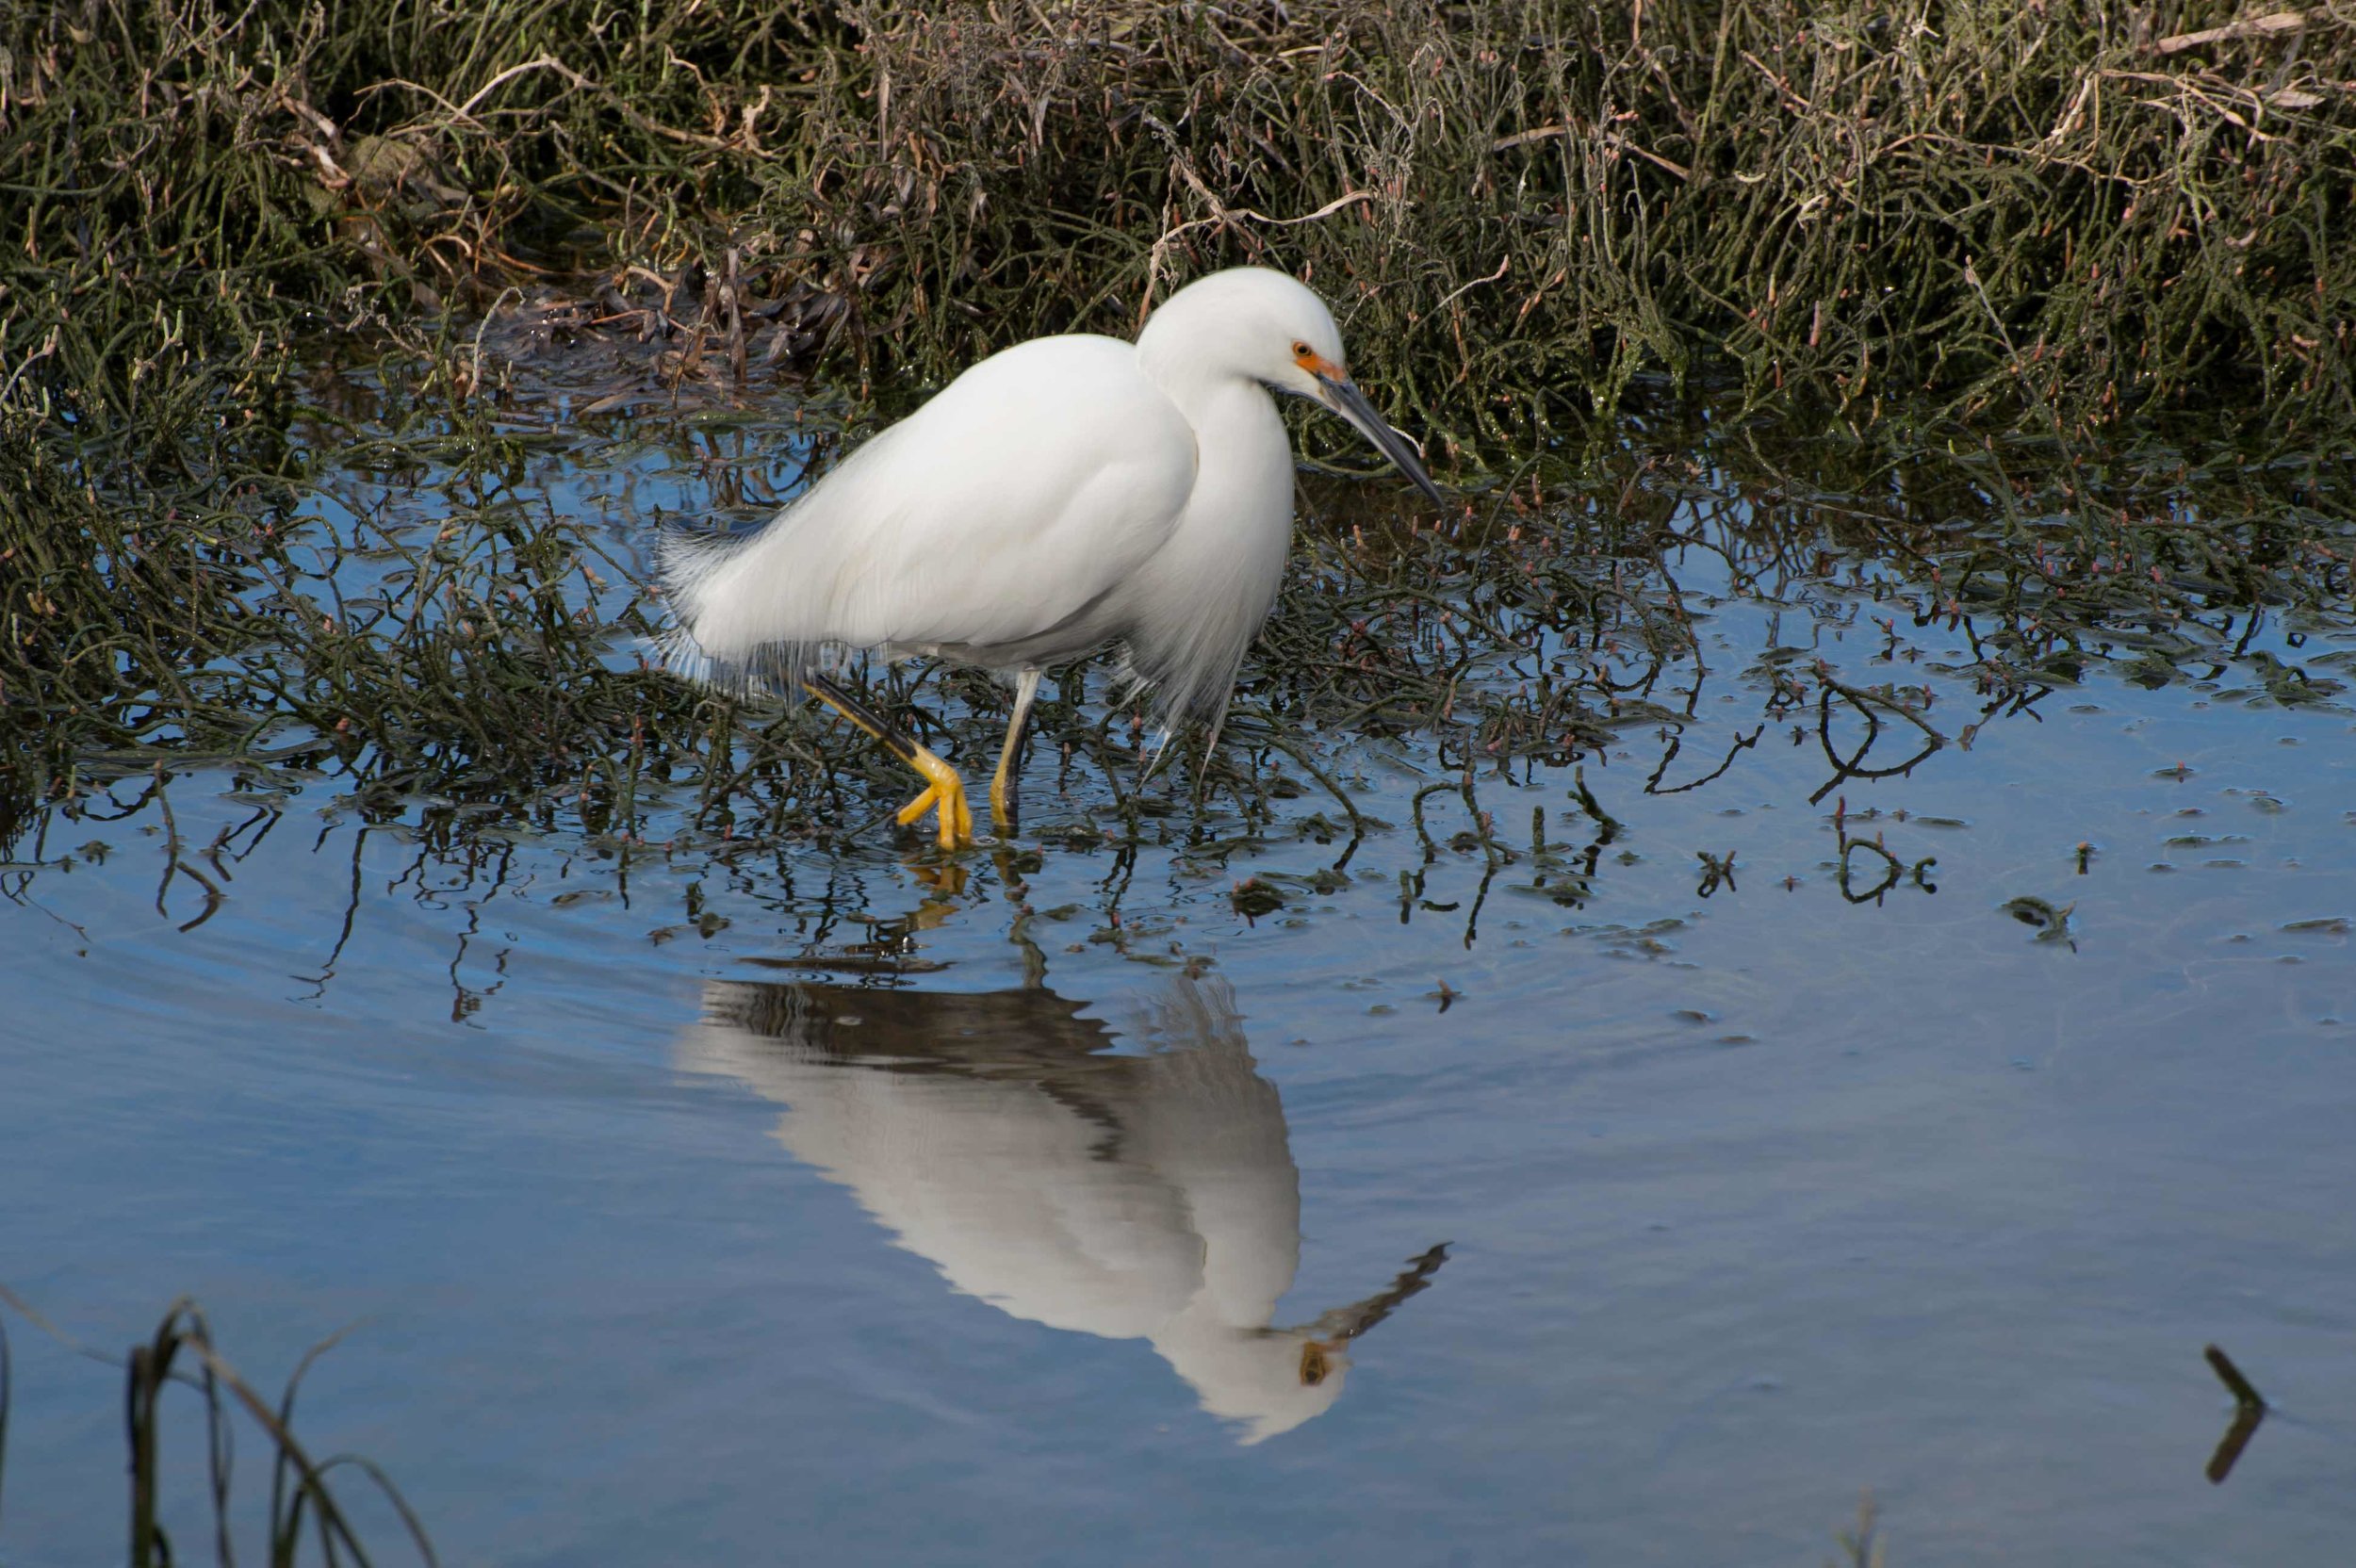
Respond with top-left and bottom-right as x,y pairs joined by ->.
1143,268 -> 1446,507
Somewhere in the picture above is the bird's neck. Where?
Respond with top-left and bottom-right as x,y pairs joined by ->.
1141,357 -> 1289,513
1137,326 -> 1259,427
1132,335 -> 1291,496
1113,355 -> 1297,728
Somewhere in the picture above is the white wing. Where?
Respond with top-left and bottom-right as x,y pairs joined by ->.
663,335 -> 1197,674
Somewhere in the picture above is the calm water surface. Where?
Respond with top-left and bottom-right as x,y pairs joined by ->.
4,384 -> 2352,1565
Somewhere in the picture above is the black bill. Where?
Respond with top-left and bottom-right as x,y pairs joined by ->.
1317,372 -> 1447,507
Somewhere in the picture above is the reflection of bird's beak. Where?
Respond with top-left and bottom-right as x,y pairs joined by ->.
1299,1339 -> 1338,1386
1316,371 -> 1447,508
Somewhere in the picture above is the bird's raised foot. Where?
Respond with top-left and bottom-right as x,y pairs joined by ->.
894,764 -> 975,850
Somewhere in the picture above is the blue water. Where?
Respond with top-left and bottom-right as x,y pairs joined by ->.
4,389 -> 2353,1566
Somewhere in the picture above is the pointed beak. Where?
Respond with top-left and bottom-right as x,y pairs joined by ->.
1315,370 -> 1446,508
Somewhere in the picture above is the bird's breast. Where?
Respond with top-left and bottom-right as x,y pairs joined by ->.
1099,383 -> 1299,720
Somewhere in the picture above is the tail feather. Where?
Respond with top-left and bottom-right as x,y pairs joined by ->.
651,524 -> 732,686
654,522 -> 822,697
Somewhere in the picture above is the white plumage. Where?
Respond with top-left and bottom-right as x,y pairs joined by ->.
659,267 -> 1440,847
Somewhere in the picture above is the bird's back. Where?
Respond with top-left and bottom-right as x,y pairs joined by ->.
659,334 -> 1199,684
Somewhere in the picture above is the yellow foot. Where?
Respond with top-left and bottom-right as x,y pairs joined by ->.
893,759 -> 973,850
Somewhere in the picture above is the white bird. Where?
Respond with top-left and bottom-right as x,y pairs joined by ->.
659,267 -> 1443,848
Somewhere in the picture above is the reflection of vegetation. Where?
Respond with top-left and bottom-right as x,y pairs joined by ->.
1829,1493 -> 1888,1568
0,1291 -> 433,1566
5,365 -> 2350,910
2202,1344 -> 2268,1485
2001,894 -> 2079,950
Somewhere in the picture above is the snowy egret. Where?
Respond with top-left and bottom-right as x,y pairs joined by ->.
659,266 -> 1443,848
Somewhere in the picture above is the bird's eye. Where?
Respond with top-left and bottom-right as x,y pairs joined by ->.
1291,340 -> 1312,359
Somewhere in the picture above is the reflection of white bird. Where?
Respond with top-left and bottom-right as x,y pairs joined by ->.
679,973 -> 1437,1444
658,268 -> 1443,848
